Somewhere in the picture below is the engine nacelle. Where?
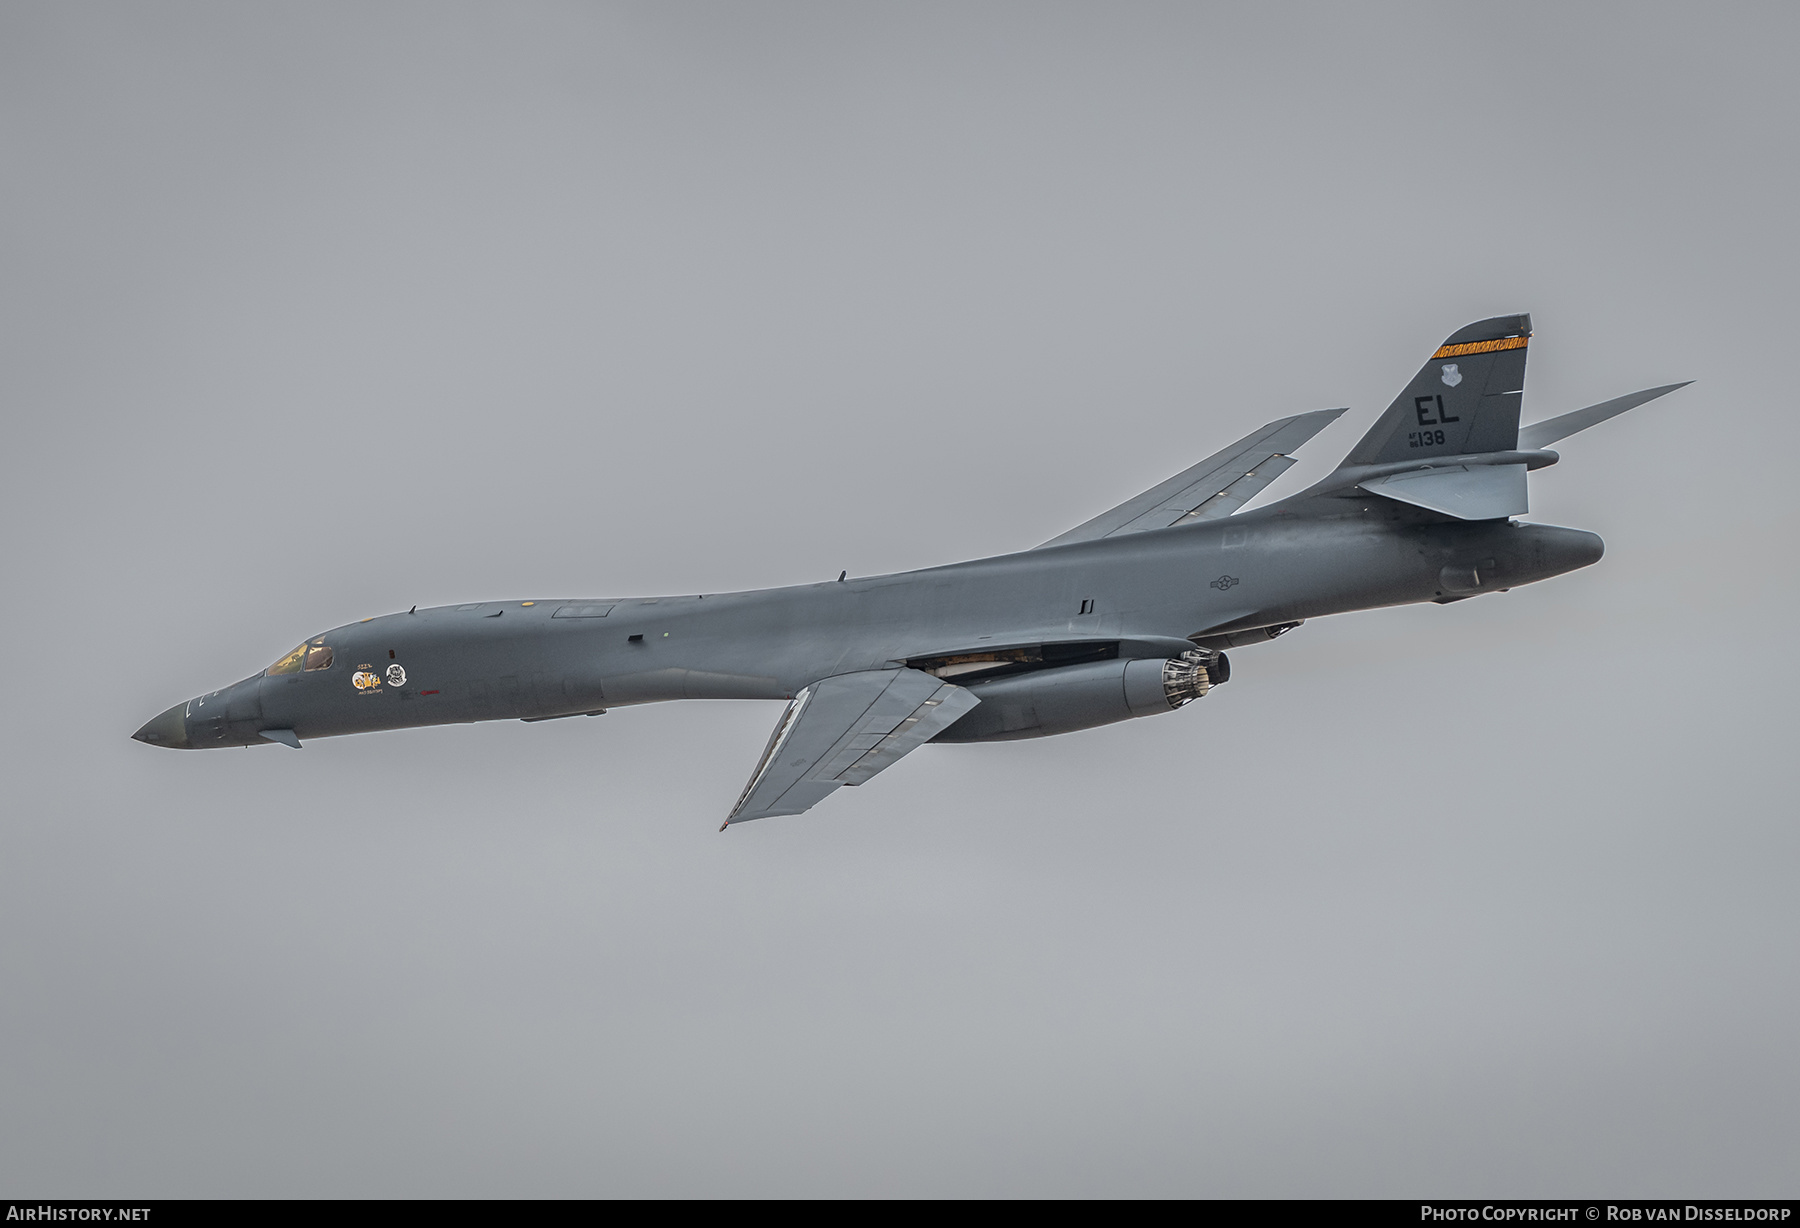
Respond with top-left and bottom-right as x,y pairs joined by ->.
933,649 -> 1227,743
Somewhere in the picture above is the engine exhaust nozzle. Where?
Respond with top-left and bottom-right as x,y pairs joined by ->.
1162,648 -> 1228,708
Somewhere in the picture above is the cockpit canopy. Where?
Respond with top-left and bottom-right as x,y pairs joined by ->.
266,640 -> 334,676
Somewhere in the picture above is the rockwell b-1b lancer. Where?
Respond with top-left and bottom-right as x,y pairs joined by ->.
134,315 -> 1686,828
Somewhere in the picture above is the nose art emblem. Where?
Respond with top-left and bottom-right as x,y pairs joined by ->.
385,664 -> 407,687
1440,363 -> 1462,387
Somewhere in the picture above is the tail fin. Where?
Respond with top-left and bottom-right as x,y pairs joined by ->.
1341,314 -> 1532,467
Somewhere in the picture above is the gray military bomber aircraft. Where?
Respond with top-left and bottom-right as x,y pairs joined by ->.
134,315 -> 1685,827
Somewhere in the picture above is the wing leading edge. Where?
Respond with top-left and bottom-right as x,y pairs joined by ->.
1036,407 -> 1346,549
725,668 -> 979,827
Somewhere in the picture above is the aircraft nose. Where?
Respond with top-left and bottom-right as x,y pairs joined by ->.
132,701 -> 190,749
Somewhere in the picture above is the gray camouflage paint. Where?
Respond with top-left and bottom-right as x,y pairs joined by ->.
140,507 -> 1600,747
134,315 -> 1621,825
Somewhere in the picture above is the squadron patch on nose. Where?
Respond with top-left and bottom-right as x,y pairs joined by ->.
1440,363 -> 1463,387
385,664 -> 407,687
352,667 -> 382,691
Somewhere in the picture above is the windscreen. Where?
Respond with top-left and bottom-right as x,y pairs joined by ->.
266,643 -> 307,676
267,641 -> 333,675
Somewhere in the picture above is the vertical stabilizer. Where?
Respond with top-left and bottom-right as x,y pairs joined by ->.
1342,314 -> 1532,467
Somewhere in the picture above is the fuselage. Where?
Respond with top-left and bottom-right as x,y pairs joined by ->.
133,502 -> 1602,750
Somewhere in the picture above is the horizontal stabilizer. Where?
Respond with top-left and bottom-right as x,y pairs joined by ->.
727,668 -> 978,825
1359,463 -> 1527,521
1037,407 -> 1346,549
1518,382 -> 1691,450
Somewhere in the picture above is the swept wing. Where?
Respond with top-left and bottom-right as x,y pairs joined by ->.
1036,408 -> 1345,549
725,669 -> 979,826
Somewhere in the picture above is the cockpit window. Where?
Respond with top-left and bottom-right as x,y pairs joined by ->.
266,643 -> 307,676
304,644 -> 334,672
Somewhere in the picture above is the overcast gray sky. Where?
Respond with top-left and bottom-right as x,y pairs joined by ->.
3,1 -> 1796,1197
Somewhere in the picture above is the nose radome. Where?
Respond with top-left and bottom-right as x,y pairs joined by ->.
132,702 -> 190,749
